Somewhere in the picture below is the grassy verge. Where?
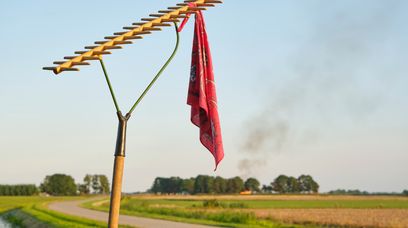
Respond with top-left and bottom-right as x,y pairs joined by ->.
0,196 -> 131,227
83,197 -> 302,228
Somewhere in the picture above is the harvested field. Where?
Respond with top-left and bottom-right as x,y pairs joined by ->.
86,194 -> 408,227
255,208 -> 408,228
134,194 -> 408,202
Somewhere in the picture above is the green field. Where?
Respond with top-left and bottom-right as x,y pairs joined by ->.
108,197 -> 408,209
85,195 -> 408,228
0,196 -> 114,227
1,195 -> 408,227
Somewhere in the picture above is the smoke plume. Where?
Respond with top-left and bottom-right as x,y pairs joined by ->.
238,1 -> 402,177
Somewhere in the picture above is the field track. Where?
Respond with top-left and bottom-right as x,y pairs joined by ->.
48,198 -> 216,228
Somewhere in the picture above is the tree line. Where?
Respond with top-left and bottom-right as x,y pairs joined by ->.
0,184 -> 38,196
40,174 -> 110,196
262,175 -> 319,193
149,174 -> 320,194
0,173 -> 110,196
329,189 -> 408,196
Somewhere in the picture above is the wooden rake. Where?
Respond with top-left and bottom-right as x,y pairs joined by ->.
42,1 -> 222,227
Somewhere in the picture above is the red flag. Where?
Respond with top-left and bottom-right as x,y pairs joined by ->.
179,6 -> 224,170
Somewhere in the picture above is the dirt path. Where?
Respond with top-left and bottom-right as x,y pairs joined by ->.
48,198 -> 216,228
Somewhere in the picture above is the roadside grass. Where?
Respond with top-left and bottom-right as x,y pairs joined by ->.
84,197 -> 303,228
84,195 -> 408,228
0,196 -> 58,213
0,196 -> 131,227
100,198 -> 408,209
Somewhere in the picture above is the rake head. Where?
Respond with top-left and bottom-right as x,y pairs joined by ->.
43,0 -> 222,75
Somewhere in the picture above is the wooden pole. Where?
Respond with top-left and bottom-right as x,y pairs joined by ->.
108,112 -> 130,228
108,156 -> 125,228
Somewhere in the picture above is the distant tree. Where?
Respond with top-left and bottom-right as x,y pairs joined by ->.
244,178 -> 261,192
402,190 -> 408,196
271,175 -> 290,193
40,174 -> 77,196
149,177 -> 182,194
194,175 -> 207,194
271,175 -> 317,193
78,184 -> 88,195
98,175 -> 110,194
213,176 -> 227,194
0,185 -> 38,196
226,177 -> 244,193
91,175 -> 101,194
166,177 -> 182,194
192,175 -> 217,194
288,176 -> 300,193
297,175 -> 319,193
203,176 -> 215,194
150,177 -> 165,194
181,178 -> 195,194
328,189 -> 369,195
328,189 -> 347,195
88,174 -> 110,194
78,174 -> 92,195
83,174 -> 92,194
261,184 -> 273,193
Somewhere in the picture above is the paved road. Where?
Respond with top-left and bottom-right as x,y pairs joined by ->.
48,198 -> 216,228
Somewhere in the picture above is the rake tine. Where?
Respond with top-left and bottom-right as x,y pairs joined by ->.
104,46 -> 123,50
161,18 -> 180,23
64,56 -> 77,60
95,41 -> 108,44
114,32 -> 127,35
72,62 -> 90,66
142,27 -> 162,31
203,0 -> 223,3
133,31 -> 152,35
149,14 -> 165,17
83,56 -> 100,60
93,51 -> 112,55
104,36 -> 118,40
124,35 -> 143,40
123,26 -> 138,30
113,41 -> 133,45
170,15 -> 188,18
158,10 -> 172,13
141,18 -> 155,22
197,3 -> 215,7
188,7 -> 207,11
60,67 -> 79,72
178,3 -> 211,7
43,67 -> 57,71
85,46 -> 99,49
153,23 -> 171,27
179,10 -> 198,14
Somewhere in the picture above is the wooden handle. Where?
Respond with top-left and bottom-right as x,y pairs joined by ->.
108,155 -> 125,228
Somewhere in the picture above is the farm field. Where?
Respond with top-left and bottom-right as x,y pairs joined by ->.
0,196 -> 128,227
85,194 -> 408,228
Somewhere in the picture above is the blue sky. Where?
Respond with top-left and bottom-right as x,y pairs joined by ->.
0,0 -> 407,192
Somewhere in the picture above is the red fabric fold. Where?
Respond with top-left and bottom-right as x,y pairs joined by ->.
179,5 -> 224,170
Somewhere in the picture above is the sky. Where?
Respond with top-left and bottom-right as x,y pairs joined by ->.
0,0 -> 407,193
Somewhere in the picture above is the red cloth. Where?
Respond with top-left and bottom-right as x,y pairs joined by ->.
178,5 -> 224,170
